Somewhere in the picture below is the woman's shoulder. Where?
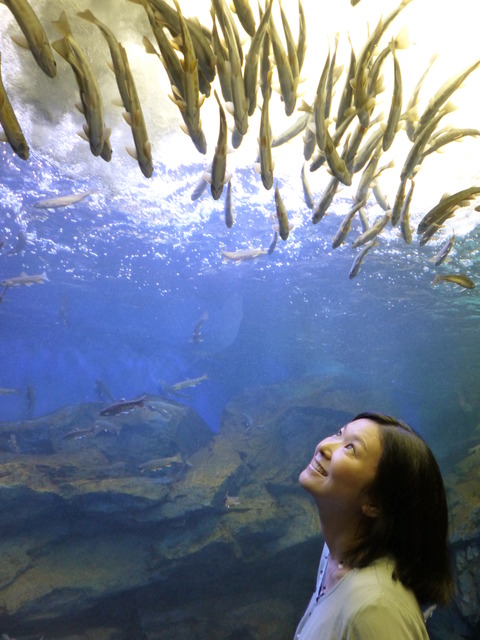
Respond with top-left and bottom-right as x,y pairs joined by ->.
337,559 -> 428,638
340,557 -> 418,608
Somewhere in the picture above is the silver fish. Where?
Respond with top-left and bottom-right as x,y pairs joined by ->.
34,190 -> 94,209
1,270 -> 49,287
349,238 -> 379,279
430,233 -> 455,267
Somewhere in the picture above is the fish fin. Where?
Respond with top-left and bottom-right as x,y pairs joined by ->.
52,11 -> 73,38
0,131 -> 7,143
10,34 -> 30,50
78,129 -> 89,142
179,122 -> 190,136
224,101 -> 235,116
106,59 -> 115,73
254,162 -> 261,174
126,146 -> 138,160
51,37 -> 70,61
298,99 -> 313,113
394,25 -> 410,49
112,98 -> 124,108
123,111 -> 132,126
75,101 -> 85,114
204,172 -> 212,184
142,36 -> 158,55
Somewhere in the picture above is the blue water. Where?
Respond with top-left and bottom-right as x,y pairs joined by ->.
2,141 -> 480,458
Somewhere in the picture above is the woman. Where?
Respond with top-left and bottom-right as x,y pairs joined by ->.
294,411 -> 454,639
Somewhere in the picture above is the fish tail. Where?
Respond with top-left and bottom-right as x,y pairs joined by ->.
52,11 -> 73,38
77,9 -> 98,25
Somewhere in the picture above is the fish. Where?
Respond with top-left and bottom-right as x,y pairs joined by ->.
224,491 -> 241,508
231,0 -> 256,37
212,0 -> 249,136
274,182 -> 290,241
221,247 -> 268,261
190,311 -> 208,344
99,394 -> 147,416
167,373 -> 208,393
323,131 -> 352,186
211,9 -> 232,104
243,0 -> 273,116
382,41 -> 403,152
351,210 -> 392,248
206,90 -> 229,200
267,9 -> 296,116
372,179 -> 391,211
421,127 -> 480,159
0,271 -> 49,287
353,142 -> 383,205
191,171 -> 209,200
268,230 -> 278,255
34,190 -> 95,209
2,0 -> 57,77
332,200 -> 365,249
399,179 -> 415,244
139,453 -> 188,473
350,0 -> 412,127
137,3 -> 186,103
350,125 -> 383,174
296,0 -> 307,75
413,58 -> 480,142
255,69 -> 274,190
170,0 -> 207,154
272,112 -> 310,149
0,51 -> 29,160
301,163 -> 315,209
348,238 -> 379,279
51,12 -> 112,160
404,54 -> 438,141
6,229 -> 27,256
78,9 -> 153,178
148,0 -> 216,85
312,175 -> 340,224
335,44 -> 356,132
224,179 -> 234,228
0,387 -> 19,395
432,274 -> 475,290
417,187 -> 480,235
313,48 -> 331,153
279,0 -> 300,99
430,233 -> 455,266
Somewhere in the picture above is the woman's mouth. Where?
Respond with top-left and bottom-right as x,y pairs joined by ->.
309,458 -> 327,476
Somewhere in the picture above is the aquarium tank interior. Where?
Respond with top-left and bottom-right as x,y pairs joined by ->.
0,0 -> 480,638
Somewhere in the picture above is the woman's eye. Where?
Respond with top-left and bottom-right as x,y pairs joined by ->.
345,443 -> 356,452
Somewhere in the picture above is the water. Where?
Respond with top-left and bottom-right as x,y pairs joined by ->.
1,1 -> 480,637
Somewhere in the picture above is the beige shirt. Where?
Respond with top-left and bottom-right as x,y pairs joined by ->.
294,555 -> 430,640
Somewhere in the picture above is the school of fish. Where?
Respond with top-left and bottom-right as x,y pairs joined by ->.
0,0 -> 479,285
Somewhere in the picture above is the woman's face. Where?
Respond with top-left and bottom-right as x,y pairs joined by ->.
299,418 -> 383,515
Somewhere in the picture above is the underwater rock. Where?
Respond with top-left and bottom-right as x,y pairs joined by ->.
0,380 -> 477,639
444,428 -> 480,631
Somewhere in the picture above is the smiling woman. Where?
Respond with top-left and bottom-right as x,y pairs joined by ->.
294,412 -> 454,640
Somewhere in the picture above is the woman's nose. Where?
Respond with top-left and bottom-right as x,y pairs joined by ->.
318,436 -> 337,459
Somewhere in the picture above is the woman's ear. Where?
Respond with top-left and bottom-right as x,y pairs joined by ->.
362,503 -> 380,519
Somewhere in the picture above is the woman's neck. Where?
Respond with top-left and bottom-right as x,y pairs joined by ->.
318,507 -> 364,565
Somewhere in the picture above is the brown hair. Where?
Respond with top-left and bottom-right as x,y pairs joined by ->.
345,411 -> 454,606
